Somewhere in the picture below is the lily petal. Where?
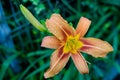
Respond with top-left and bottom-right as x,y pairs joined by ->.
44,47 -> 70,78
41,36 -> 61,49
76,17 -> 91,37
49,14 -> 75,36
80,38 -> 113,58
71,53 -> 89,74
46,19 -> 66,41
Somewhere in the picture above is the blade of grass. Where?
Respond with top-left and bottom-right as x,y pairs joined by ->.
87,13 -> 112,36
100,0 -> 120,7
95,21 -> 111,38
112,33 -> 118,59
93,65 -> 104,77
0,51 -> 20,80
106,23 -> 120,41
25,62 -> 49,79
61,0 -> 78,14
19,54 -> 50,79
27,50 -> 52,57
66,14 -> 81,22
62,64 -> 73,80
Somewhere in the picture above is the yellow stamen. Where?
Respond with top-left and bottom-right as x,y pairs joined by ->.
63,34 -> 83,54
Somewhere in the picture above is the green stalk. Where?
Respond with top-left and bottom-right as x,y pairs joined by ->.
20,4 -> 46,32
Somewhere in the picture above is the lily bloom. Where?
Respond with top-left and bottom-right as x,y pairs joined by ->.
41,14 -> 113,78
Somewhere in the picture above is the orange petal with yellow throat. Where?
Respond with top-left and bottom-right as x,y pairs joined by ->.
46,19 -> 66,41
41,36 -> 61,49
71,53 -> 89,74
49,14 -> 75,36
44,47 -> 70,78
80,38 -> 113,58
76,17 -> 91,37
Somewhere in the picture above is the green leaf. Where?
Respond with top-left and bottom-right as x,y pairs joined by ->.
100,0 -> 120,7
27,50 -> 52,57
93,65 -> 104,77
35,4 -> 45,14
87,13 -> 112,36
95,21 -> 111,38
25,62 -> 49,79
113,62 -> 120,73
0,53 -> 20,80
106,23 -> 120,41
61,0 -> 78,14
112,33 -> 118,59
20,4 -> 46,32
19,54 -> 50,79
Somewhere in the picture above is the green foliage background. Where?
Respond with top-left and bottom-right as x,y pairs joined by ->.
0,0 -> 120,80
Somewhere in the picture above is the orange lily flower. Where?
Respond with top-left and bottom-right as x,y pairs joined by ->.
41,14 -> 113,78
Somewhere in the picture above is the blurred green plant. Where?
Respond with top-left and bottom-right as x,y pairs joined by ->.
23,0 -> 46,14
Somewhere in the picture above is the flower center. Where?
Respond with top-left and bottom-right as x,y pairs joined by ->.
63,35 -> 83,54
